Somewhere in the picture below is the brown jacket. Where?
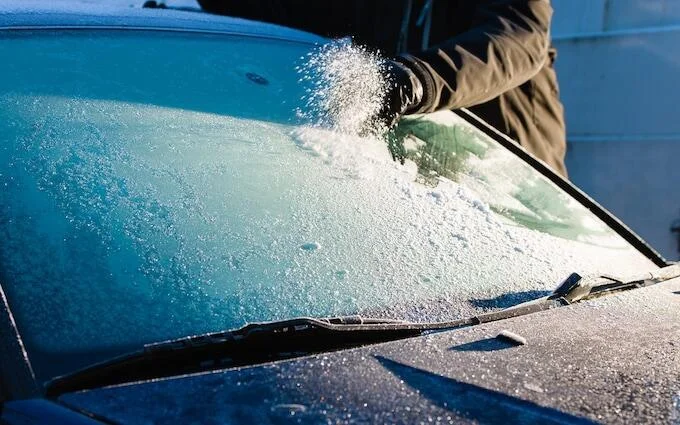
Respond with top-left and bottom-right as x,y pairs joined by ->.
207,0 -> 567,176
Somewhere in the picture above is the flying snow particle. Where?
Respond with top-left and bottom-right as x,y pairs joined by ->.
297,41 -> 391,137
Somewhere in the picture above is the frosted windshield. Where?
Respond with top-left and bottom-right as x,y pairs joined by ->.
0,30 -> 656,383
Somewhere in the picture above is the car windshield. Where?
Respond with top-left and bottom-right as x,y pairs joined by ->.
0,29 -> 657,384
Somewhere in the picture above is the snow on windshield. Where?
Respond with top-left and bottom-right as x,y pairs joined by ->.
0,31 -> 656,382
0,94 -> 655,344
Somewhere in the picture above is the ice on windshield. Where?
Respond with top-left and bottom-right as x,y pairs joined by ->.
0,31 -> 656,382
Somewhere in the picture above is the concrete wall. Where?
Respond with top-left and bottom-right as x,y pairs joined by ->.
567,140 -> 680,259
552,0 -> 680,35
550,0 -> 680,261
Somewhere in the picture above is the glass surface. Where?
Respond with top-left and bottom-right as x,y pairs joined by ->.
0,30 -> 656,383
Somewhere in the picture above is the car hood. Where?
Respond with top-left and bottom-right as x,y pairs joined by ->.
53,277 -> 680,424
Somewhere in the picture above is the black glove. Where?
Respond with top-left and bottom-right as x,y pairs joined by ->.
379,60 -> 424,129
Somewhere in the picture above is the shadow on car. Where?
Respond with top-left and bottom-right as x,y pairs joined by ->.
468,290 -> 552,310
374,355 -> 596,424
448,338 -> 517,353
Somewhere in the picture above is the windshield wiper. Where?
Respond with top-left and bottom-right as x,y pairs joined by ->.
45,306 -> 553,397
45,315 -> 428,396
46,297 -> 561,397
549,263 -> 680,304
45,265 -> 679,397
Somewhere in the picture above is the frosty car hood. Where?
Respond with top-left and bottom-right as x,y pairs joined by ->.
53,278 -> 680,424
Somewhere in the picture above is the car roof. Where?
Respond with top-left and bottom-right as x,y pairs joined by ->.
0,2 -> 326,45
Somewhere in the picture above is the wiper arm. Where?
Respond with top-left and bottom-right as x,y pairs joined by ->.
549,263 -> 680,305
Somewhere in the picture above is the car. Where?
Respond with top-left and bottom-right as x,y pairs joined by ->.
1,3 -> 679,425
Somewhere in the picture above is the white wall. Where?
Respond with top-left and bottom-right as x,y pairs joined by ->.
551,0 -> 680,261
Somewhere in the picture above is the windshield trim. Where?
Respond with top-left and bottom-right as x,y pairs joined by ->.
0,281 -> 38,400
455,108 -> 668,267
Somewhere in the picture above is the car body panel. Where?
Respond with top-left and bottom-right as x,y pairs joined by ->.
1,399 -> 103,425
52,278 -> 680,425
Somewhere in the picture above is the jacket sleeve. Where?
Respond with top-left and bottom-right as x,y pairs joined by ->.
399,0 -> 553,113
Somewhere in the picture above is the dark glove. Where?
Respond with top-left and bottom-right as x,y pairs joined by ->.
379,60 -> 424,129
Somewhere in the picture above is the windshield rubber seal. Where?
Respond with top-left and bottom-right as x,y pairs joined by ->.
455,108 -> 668,267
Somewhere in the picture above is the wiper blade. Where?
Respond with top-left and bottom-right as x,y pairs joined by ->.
45,315 -> 428,396
550,263 -> 680,304
46,304 -> 560,397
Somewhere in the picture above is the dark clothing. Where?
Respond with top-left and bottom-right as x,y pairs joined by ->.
210,0 -> 567,176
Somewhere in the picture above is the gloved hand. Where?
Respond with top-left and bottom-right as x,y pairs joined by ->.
378,59 -> 424,129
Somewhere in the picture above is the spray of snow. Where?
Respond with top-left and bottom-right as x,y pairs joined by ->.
293,41 -> 401,180
296,41 -> 391,137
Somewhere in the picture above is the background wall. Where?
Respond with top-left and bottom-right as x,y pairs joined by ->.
551,0 -> 680,260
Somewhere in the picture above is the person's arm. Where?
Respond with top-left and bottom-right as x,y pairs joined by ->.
399,0 -> 553,113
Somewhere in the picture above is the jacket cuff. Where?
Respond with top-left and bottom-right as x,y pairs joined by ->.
395,54 -> 437,114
